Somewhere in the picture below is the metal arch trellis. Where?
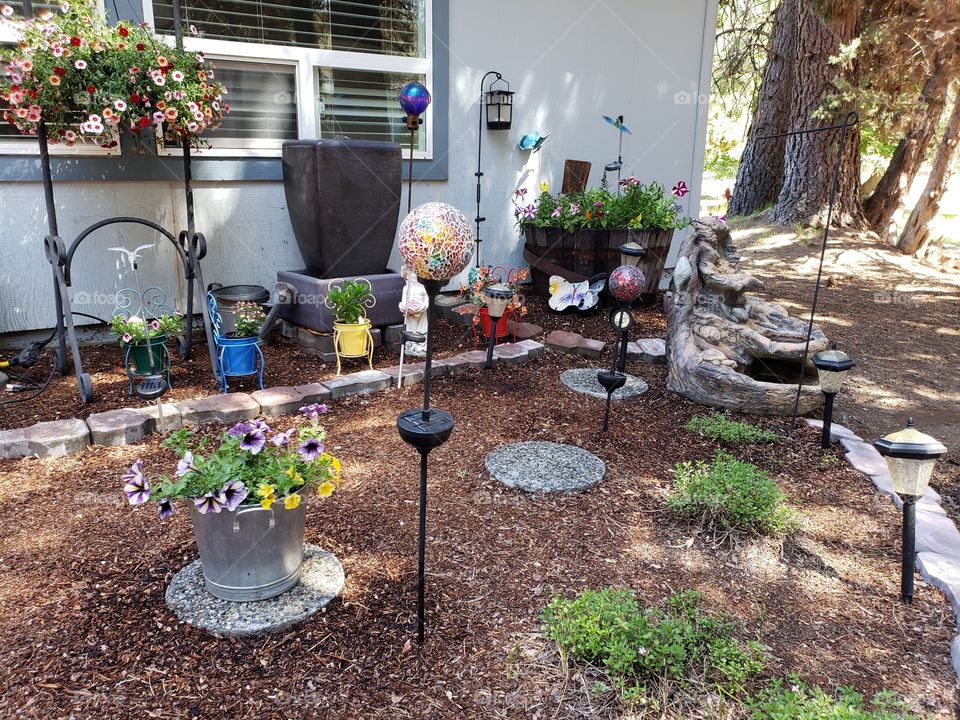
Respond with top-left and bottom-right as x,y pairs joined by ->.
24,0 -> 220,403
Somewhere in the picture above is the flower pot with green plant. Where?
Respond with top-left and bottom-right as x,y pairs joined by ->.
324,279 -> 375,373
111,313 -> 183,375
122,405 -> 341,601
515,178 -> 690,299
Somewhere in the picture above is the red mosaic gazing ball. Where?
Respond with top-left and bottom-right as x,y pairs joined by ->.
608,265 -> 645,302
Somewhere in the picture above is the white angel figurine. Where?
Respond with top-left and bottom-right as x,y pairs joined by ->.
399,265 -> 428,357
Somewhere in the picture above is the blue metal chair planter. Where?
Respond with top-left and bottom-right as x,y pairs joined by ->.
208,292 -> 265,393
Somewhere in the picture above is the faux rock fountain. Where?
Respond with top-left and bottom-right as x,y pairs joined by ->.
665,218 -> 828,416
278,139 -> 405,336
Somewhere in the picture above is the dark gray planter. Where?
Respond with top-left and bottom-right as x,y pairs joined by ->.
282,139 -> 402,278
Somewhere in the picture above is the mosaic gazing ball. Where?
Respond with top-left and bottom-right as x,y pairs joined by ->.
397,202 -> 474,281
608,264 -> 645,302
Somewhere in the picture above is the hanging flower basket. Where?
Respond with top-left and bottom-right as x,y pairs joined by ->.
0,0 -> 229,149
128,334 -> 168,374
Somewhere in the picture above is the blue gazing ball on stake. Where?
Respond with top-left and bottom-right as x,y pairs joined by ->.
398,82 -> 432,117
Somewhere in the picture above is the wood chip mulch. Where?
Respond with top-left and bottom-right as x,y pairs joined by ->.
0,294 -> 658,431
0,334 -> 956,718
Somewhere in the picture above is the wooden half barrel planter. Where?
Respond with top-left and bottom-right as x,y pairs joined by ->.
523,226 -> 674,303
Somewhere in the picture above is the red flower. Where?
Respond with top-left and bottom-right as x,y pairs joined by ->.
136,43 -> 145,51
53,66 -> 65,77
87,84 -> 96,94
56,129 -> 66,135
118,26 -> 129,37
69,36 -> 81,47
129,93 -> 140,103
138,116 -> 150,128
28,89 -> 37,98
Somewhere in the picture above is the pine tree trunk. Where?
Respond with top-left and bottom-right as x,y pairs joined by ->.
728,0 -> 799,217
897,89 -> 960,256
864,52 -> 953,239
770,1 -> 865,228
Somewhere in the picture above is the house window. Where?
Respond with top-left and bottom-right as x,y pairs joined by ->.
146,0 -> 432,158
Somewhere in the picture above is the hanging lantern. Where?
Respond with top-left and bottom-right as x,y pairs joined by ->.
485,79 -> 514,130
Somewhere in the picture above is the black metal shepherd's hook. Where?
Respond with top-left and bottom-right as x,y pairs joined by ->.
474,70 -> 501,268
28,0 -> 221,402
757,110 -> 860,426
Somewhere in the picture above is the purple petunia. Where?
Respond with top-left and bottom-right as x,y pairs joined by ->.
249,419 -> 272,434
298,437 -> 324,462
299,403 -> 328,421
271,429 -> 295,447
175,450 -> 195,477
672,180 -> 689,198
239,428 -> 266,454
220,480 -> 248,511
157,498 -> 174,520
194,492 -> 225,514
122,460 -> 151,505
227,421 -> 251,437
522,204 -> 536,220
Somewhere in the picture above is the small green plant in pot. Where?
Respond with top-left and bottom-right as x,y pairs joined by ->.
111,314 -> 183,374
325,279 -> 375,373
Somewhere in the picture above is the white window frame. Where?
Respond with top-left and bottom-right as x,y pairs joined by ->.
0,0 -> 119,155
144,1 -> 434,160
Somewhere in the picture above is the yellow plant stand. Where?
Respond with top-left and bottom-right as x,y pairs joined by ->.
332,319 -> 374,375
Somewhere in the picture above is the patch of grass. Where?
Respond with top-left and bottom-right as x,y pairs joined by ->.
541,589 -> 763,706
686,411 -> 778,445
668,452 -> 799,536
748,677 -> 916,719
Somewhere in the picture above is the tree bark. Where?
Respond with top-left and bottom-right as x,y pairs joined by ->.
897,88 -> 960,256
728,0 -> 799,217
770,1 -> 865,228
864,51 -> 953,240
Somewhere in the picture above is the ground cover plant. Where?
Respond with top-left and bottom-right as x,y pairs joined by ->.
541,588 -> 763,709
686,410 -> 778,445
668,451 -> 799,536
747,677 -> 917,719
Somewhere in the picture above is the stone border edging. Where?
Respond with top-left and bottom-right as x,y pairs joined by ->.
806,418 -> 960,679
0,340 -> 547,460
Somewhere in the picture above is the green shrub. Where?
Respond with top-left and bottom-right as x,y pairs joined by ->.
668,452 -> 798,536
540,588 -> 763,702
686,411 -> 778,445
748,677 -> 916,719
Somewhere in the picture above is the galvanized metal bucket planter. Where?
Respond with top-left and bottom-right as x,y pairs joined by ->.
190,500 -> 307,602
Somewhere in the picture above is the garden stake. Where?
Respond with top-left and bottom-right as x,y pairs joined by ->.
396,280 -> 455,644
901,494 -> 917,604
755,111 -> 859,428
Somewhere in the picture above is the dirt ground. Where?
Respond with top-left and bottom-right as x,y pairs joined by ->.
0,343 -> 957,718
731,218 -> 960,518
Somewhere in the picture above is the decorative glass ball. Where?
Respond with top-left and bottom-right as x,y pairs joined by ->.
397,202 -> 474,281
608,264 -> 645,302
398,82 -> 431,116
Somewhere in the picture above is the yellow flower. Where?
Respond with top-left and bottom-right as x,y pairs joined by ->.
260,495 -> 275,509
316,482 -> 336,498
284,493 -> 301,510
539,181 -> 550,194
257,484 -> 275,498
285,466 -> 296,478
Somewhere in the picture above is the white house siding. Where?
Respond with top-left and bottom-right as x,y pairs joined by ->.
0,0 -> 717,334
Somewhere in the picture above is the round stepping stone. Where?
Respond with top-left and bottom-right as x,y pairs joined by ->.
485,441 -> 605,493
165,544 -> 344,636
560,368 -> 649,400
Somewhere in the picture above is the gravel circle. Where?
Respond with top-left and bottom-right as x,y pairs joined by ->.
485,440 -> 605,493
165,544 -> 344,637
560,367 -> 649,400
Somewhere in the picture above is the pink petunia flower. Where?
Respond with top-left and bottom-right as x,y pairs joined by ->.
74,59 -> 87,69
672,180 -> 689,198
